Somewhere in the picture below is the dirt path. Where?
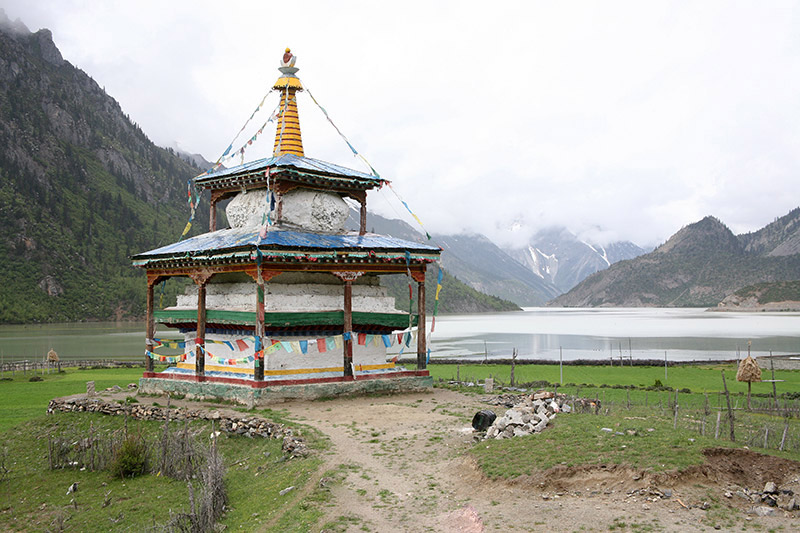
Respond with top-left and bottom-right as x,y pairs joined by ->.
276,388 -> 800,532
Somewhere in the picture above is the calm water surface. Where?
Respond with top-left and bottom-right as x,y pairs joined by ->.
0,308 -> 798,363
428,307 -> 800,362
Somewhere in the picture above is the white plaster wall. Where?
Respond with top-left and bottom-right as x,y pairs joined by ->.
280,189 -> 349,232
176,279 -> 399,313
225,189 -> 274,228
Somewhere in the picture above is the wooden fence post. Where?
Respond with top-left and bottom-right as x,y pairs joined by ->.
721,370 -> 735,442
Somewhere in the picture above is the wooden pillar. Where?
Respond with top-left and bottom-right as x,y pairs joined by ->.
417,279 -> 427,370
145,281 -> 155,372
359,200 -> 367,236
195,281 -> 207,379
343,280 -> 354,378
209,197 -> 218,231
254,278 -> 265,381
334,271 -> 363,379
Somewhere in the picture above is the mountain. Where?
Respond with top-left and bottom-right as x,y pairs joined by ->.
550,212 -> 800,307
506,226 -> 647,293
0,13 -> 208,323
351,210 -> 558,306
739,207 -> 800,257
0,13 -> 517,323
716,280 -> 800,312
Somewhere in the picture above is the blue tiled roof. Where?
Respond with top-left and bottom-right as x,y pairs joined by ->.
132,227 -> 440,263
196,154 -> 382,186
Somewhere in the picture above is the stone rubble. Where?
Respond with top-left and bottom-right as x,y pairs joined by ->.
480,391 -> 580,440
47,396 -> 308,457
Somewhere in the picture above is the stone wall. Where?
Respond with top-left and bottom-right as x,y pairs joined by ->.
46,396 -> 308,457
139,374 -> 433,404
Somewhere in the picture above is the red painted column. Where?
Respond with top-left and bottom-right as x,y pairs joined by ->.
417,279 -> 426,370
195,282 -> 207,379
343,280 -> 354,378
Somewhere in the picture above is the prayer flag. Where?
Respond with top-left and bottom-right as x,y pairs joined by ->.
326,337 -> 336,351
382,335 -> 392,348
334,335 -> 342,348
235,339 -> 249,351
280,341 -> 293,353
299,340 -> 308,354
358,333 -> 367,345
317,339 -> 326,353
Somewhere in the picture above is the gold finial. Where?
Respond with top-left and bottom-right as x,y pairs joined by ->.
281,48 -> 296,68
273,48 -> 303,156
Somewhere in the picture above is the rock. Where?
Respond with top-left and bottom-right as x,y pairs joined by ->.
484,378 -> 494,393
507,409 -> 525,425
279,486 -> 295,496
750,506 -> 775,517
533,391 -> 555,400
763,481 -> 777,494
86,381 -> 95,396
513,427 -> 529,437
779,496 -> 798,511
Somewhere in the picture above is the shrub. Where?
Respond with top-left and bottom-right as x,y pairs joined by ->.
653,379 -> 663,388
110,434 -> 149,479
28,376 -> 43,382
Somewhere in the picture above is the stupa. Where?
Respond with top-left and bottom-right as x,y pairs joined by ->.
132,50 -> 441,402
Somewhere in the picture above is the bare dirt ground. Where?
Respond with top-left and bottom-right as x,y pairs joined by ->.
273,388 -> 800,533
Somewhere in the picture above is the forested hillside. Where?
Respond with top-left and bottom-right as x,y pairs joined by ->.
0,17 -> 206,322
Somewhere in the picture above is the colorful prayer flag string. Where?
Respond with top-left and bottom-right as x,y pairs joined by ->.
301,80 -> 381,178
384,182 -> 432,240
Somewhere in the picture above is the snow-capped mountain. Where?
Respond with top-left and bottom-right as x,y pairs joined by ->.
507,227 -> 648,293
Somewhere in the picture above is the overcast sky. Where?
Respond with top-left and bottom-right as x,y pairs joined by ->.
4,1 -> 800,248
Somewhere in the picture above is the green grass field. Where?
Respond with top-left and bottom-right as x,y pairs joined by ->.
0,366 -> 334,531
0,365 -> 168,433
426,362 -> 800,397
2,363 -> 799,531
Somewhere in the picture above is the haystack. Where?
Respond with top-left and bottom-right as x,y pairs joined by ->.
46,349 -> 59,362
737,355 -> 761,409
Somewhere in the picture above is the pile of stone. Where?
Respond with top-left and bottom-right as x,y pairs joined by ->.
47,396 -> 308,457
731,482 -> 798,514
482,391 -> 572,440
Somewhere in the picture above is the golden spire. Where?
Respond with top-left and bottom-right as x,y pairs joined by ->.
272,48 -> 304,157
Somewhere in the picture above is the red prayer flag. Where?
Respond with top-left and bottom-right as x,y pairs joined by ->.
235,339 -> 248,351
358,333 -> 367,345
397,333 -> 403,344
317,339 -> 327,353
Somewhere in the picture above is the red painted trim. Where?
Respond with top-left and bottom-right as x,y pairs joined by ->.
141,370 -> 429,388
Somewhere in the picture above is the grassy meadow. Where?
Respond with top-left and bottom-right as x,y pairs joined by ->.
2,362 -> 800,530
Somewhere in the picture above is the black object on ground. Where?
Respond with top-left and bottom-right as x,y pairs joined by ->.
472,410 -> 496,431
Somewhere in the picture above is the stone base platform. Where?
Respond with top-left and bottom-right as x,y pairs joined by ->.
139,371 -> 432,405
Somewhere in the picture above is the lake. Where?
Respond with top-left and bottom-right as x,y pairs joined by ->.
429,307 -> 800,362
0,308 -> 798,363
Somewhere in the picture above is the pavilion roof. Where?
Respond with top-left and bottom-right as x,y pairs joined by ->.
195,153 -> 383,192
131,226 -> 440,268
